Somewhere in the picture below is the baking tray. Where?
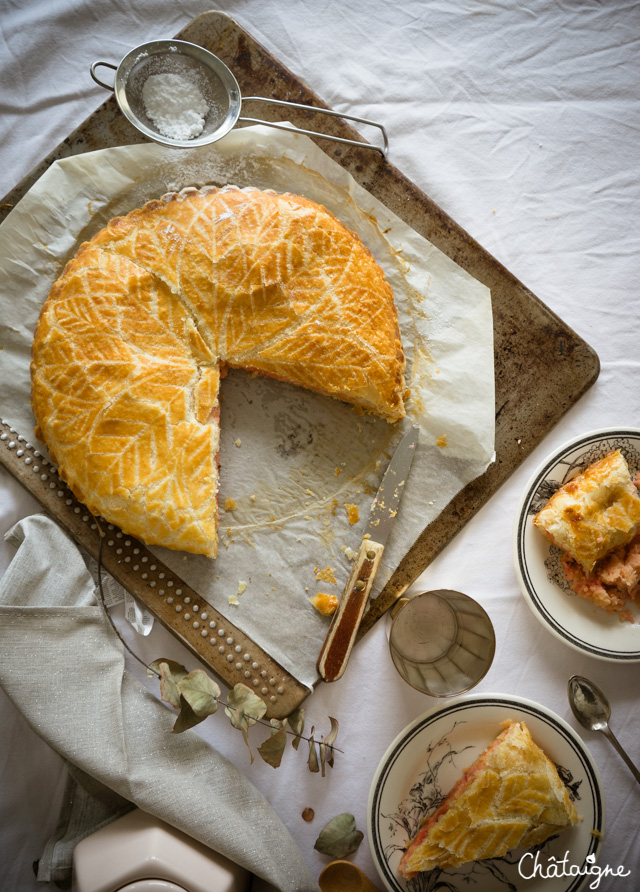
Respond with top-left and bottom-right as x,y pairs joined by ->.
0,11 -> 599,717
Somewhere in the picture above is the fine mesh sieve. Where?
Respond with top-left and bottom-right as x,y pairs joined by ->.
90,39 -> 389,156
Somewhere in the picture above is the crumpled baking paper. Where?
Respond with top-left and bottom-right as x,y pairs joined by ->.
0,125 -> 494,688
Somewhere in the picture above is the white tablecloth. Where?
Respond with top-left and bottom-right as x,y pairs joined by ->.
1,1 -> 639,890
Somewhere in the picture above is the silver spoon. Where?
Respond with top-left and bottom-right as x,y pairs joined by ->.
568,674 -> 640,784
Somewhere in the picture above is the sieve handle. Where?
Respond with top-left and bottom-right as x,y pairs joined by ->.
90,61 -> 117,91
239,96 -> 389,157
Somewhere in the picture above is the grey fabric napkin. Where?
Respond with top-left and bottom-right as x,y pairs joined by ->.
0,514 -> 320,892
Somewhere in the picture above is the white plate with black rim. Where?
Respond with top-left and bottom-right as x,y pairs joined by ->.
513,428 -> 640,661
367,694 -> 604,892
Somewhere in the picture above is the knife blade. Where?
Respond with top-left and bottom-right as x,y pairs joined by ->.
316,424 -> 419,683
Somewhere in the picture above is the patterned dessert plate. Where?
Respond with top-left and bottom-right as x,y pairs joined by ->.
513,428 -> 640,661
367,694 -> 604,892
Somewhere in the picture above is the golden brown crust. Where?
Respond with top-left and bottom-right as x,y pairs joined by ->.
31,186 -> 406,557
533,450 -> 640,574
398,720 -> 580,878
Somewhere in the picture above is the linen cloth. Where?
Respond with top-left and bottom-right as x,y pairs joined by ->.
0,514 -> 319,892
1,1 -> 640,890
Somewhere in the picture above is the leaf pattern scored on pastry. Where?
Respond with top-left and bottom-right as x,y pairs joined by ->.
31,186 -> 407,557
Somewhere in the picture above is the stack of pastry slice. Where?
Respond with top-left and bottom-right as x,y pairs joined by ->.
533,449 -> 640,613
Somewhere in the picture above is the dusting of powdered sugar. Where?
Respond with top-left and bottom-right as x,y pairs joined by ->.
151,154 -> 264,201
142,72 -> 210,140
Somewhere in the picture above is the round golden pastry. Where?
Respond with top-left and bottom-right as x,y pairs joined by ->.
31,186 -> 406,557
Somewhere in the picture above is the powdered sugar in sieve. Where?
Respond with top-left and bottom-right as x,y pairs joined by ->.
91,39 -> 388,155
141,72 -> 210,140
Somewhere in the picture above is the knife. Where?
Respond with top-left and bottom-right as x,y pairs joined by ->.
316,424 -> 419,683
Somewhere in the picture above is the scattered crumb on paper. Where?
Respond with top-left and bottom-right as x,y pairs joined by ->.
310,592 -> 338,616
345,503 -> 360,524
341,544 -> 357,561
315,566 -> 337,585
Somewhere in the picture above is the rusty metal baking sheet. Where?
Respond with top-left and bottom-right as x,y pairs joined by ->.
0,11 -> 599,700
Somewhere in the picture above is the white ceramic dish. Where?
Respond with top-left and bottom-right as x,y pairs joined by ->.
367,694 -> 604,892
513,428 -> 640,661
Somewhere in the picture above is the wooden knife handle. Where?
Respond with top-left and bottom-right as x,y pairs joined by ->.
316,539 -> 384,682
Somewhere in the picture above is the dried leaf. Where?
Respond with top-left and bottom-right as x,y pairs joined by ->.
321,716 -> 339,772
178,669 -> 221,717
148,658 -> 188,680
307,727 -> 319,774
288,707 -> 305,751
323,716 -> 339,747
319,741 -> 327,777
326,748 -> 335,770
149,659 -> 189,709
257,719 -> 288,769
224,684 -> 267,761
313,813 -> 363,859
226,684 -> 268,724
172,695 -> 207,733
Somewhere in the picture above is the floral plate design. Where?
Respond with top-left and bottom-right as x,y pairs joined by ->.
367,694 -> 604,892
513,428 -> 640,661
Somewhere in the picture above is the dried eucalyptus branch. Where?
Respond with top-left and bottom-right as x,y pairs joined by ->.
149,657 -> 341,773
94,534 -> 339,773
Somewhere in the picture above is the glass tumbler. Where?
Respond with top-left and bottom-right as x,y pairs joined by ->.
388,589 -> 495,697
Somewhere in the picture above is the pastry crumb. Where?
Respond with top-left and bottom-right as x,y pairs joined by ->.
341,545 -> 357,561
335,467 -> 342,477
436,435 -> 448,448
315,566 -> 337,585
310,592 -> 339,616
237,580 -> 247,595
234,438 -> 242,447
228,594 -> 240,606
224,497 -> 237,511
345,503 -> 360,524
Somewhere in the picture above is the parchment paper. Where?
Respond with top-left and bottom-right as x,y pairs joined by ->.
0,126 -> 494,688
